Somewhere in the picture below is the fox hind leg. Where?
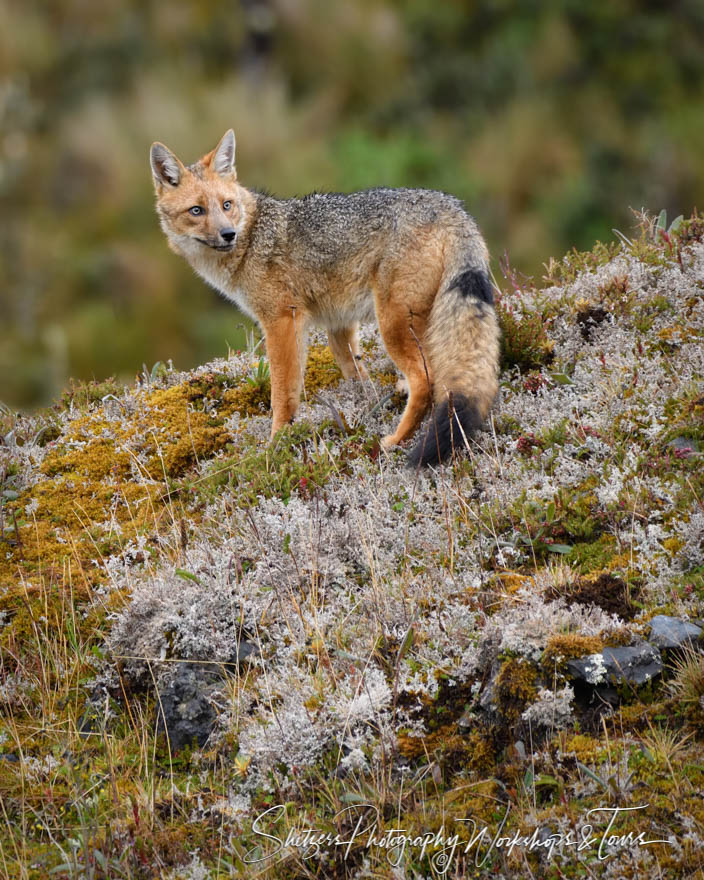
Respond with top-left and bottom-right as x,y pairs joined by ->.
327,323 -> 369,380
375,303 -> 432,449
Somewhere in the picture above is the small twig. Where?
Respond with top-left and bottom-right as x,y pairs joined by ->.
12,509 -> 24,561
316,394 -> 347,433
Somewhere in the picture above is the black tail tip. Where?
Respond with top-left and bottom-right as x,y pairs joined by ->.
407,394 -> 483,468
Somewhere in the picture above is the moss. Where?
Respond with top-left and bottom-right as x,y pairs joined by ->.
370,369 -> 398,387
192,420 -> 372,509
493,571 -> 533,595
398,724 -> 495,777
566,533 -> 619,572
499,480 -> 607,563
464,729 -> 496,773
542,634 -> 604,673
494,414 -> 522,437
545,571 -> 640,621
561,733 -> 603,763
0,373 -> 244,586
662,387 -> 704,446
4,222 -> 704,879
223,377 -> 271,415
494,658 -> 538,724
303,344 -> 343,392
1,349 -> 347,586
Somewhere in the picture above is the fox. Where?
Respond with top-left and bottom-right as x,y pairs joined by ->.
150,129 -> 500,465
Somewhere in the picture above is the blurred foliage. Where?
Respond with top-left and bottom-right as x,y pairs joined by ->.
2,0 -> 704,408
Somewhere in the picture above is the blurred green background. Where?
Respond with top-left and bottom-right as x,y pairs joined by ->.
2,0 -> 703,409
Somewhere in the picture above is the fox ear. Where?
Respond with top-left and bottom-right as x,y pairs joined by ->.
150,142 -> 183,188
210,129 -> 236,177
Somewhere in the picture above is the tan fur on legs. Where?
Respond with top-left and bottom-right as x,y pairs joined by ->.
264,309 -> 309,437
375,300 -> 432,448
327,324 -> 369,380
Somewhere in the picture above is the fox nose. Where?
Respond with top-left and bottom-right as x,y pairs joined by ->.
220,228 -> 237,244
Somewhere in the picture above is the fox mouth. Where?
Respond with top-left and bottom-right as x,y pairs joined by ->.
195,238 -> 235,252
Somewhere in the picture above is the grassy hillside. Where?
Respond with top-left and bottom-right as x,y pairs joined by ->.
1,212 -> 703,878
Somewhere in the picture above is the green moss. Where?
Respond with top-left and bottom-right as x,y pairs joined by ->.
495,292 -> 555,372
494,414 -> 522,437
498,480 -> 605,563
494,658 -> 538,724
542,634 -> 604,673
567,533 -> 619,572
662,386 -> 704,446
536,417 -> 569,448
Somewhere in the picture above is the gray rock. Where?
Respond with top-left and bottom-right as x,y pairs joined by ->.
648,614 -> 703,649
157,663 -> 222,751
566,653 -> 610,685
667,436 -> 700,455
225,638 -> 257,671
567,642 -> 662,687
602,644 -> 663,685
478,660 -> 502,713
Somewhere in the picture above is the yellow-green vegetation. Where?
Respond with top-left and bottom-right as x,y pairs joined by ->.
0,345 -> 341,582
495,290 -> 555,372
494,658 -> 538,725
541,634 -> 604,673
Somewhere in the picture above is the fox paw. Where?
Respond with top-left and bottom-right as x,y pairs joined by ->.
380,434 -> 399,449
395,377 -> 410,395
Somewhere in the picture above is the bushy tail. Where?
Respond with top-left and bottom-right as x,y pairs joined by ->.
408,262 -> 500,467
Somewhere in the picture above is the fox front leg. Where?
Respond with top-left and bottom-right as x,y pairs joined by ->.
263,310 -> 309,438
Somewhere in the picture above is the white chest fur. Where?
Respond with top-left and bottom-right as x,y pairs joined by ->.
180,239 -> 258,323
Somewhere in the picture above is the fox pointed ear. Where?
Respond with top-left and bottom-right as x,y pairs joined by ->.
150,142 -> 183,188
210,129 -> 236,177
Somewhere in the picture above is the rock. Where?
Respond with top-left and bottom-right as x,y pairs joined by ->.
224,638 -> 257,672
567,642 -> 662,687
602,644 -> 663,685
156,663 -> 222,751
566,653 -> 610,685
77,711 -> 98,736
667,436 -> 700,456
478,660 -> 502,713
648,614 -> 703,650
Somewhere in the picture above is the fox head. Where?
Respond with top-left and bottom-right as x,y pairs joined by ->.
150,130 -> 248,256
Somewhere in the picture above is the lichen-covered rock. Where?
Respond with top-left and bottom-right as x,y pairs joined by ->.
567,642 -> 663,687
156,663 -> 224,751
648,614 -> 703,649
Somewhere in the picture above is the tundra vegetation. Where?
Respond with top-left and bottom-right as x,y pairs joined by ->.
1,212 -> 703,878
3,1 -> 704,409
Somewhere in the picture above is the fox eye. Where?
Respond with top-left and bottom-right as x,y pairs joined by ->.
189,206 -> 204,216
223,200 -> 232,211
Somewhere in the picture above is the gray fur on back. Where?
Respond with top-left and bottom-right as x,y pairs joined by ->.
250,188 -> 480,267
